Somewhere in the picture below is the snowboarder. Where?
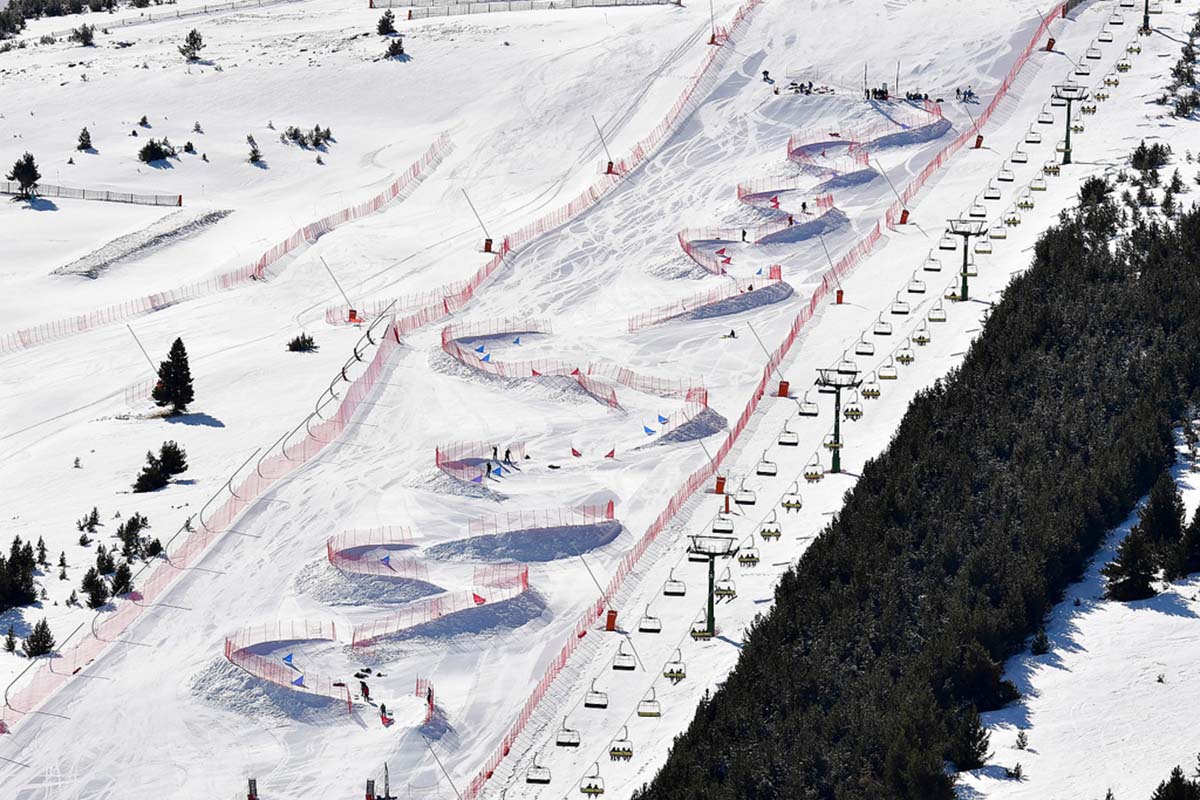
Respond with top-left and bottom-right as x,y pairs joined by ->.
801,200 -> 808,215
482,460 -> 491,479
728,329 -> 737,339
492,445 -> 498,462
503,448 -> 513,465
956,87 -> 962,101
741,229 -> 748,242
360,680 -> 371,701
380,702 -> 387,718
787,214 -> 794,226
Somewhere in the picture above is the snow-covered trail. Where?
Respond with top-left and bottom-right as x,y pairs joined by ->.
0,0 -> 1167,797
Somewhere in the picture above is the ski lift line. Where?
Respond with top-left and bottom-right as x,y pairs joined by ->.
816,233 -> 842,290
124,324 -> 161,378
460,189 -> 491,241
745,321 -> 785,386
590,114 -> 614,165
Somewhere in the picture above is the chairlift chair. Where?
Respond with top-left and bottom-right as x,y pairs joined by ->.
804,455 -> 824,483
964,258 -> 979,278
738,535 -> 761,567
638,604 -> 662,633
989,223 -> 1008,240
896,342 -> 916,366
983,183 -> 1002,201
862,372 -> 881,399
556,717 -> 582,748
1096,86 -> 1111,100
664,649 -> 687,683
836,352 -> 858,375
968,200 -> 987,219
1050,94 -> 1068,108
584,678 -> 608,709
1147,3 -> 1162,16
1129,35 -> 1144,50
761,510 -> 784,537
780,484 -> 803,513
997,166 -> 1015,183
612,640 -> 636,671
879,356 -> 899,380
1055,137 -> 1068,153
923,251 -> 943,272
890,294 -> 911,315
1081,102 -> 1098,115
797,390 -> 820,417
1086,46 -> 1103,60
756,451 -> 778,477
1119,0 -> 1133,7
975,235 -> 993,255
1043,160 -> 1061,177
928,301 -> 948,323
580,763 -> 605,796
1099,28 -> 1114,42
778,420 -> 800,446
734,478 -> 757,506
711,513 -> 735,535
1110,11 -> 1125,25
609,728 -> 634,762
939,232 -> 959,251
1017,192 -> 1035,211
1004,207 -> 1023,226
822,433 -> 842,451
1116,57 -> 1131,73
843,392 -> 864,421
1011,147 -> 1029,164
874,314 -> 894,335
907,273 -> 927,294
663,568 -> 686,597
637,688 -> 662,717
690,611 -> 713,640
527,755 -> 552,784
912,323 -> 932,346
714,567 -> 737,600
855,336 -> 876,356
1031,176 -> 1048,192
1037,106 -> 1054,125
1074,61 -> 1092,76
1025,127 -> 1043,145
1071,116 -> 1085,134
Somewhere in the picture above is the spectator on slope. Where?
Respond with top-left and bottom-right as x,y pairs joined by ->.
360,680 -> 371,702
504,448 -> 513,466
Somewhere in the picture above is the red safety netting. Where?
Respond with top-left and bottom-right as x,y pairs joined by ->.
435,440 -> 528,482
0,134 -> 452,356
327,528 -> 427,580
785,103 -> 941,164
325,281 -> 473,326
222,620 -> 352,711
628,270 -> 784,331
467,502 -> 616,538
461,7 -> 1067,795
350,565 -> 530,648
415,677 -> 435,724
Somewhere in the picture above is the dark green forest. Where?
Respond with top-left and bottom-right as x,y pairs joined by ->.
636,175 -> 1200,799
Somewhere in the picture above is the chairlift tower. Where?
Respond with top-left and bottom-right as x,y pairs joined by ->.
1052,82 -> 1089,165
948,218 -> 988,301
816,366 -> 861,474
687,535 -> 739,638
1142,0 -> 1151,34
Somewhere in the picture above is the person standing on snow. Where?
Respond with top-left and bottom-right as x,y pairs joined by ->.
360,680 -> 371,701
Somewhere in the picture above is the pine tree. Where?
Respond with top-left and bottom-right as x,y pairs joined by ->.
1103,526 -> 1158,601
21,618 -> 55,657
110,562 -> 133,596
69,23 -> 94,46
81,567 -> 109,609
77,127 -> 92,151
5,152 -> 40,199
152,337 -> 194,414
67,590 -> 78,607
1179,508 -> 1200,576
385,37 -> 406,59
159,441 -> 188,476
3,624 -> 14,653
35,536 -> 47,568
58,551 -> 67,569
946,706 -> 991,770
178,28 -> 205,60
95,544 -> 115,575
377,9 -> 395,34
133,451 -> 168,493
247,134 -> 261,164
1151,766 -> 1200,800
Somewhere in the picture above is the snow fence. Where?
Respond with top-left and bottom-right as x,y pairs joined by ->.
223,620 -> 352,711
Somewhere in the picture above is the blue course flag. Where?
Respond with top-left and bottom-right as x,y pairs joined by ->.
643,425 -> 656,436
381,554 -> 391,566
282,652 -> 294,666
756,267 -> 763,276
657,415 -> 669,424
513,337 -> 521,345
471,474 -> 483,483
292,675 -> 305,687
493,466 -> 503,476
474,344 -> 486,353
482,353 -> 491,362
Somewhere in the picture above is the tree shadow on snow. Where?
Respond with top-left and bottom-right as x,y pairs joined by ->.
165,412 -> 226,428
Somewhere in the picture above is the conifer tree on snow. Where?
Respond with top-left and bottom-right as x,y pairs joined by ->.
1103,525 -> 1158,601
1151,765 -> 1200,800
3,624 -> 14,653
178,28 -> 205,61
110,562 -> 133,596
247,134 -> 262,164
377,9 -> 395,34
132,451 -> 168,493
77,127 -> 92,151
21,618 -> 55,657
946,706 -> 992,771
1141,470 -> 1185,547
152,337 -> 194,414
158,441 -> 188,476
81,567 -> 109,609
1177,507 -> 1200,577
5,152 -> 40,200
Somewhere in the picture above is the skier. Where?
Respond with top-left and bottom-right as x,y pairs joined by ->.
728,329 -> 737,339
503,447 -> 513,466
801,200 -> 808,215
787,214 -> 794,226
492,445 -> 498,462
482,460 -> 491,479
380,702 -> 387,718
360,680 -> 371,702
956,87 -> 962,101
741,229 -> 748,242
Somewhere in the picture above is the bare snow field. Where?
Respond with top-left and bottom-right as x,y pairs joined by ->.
0,0 -> 1197,797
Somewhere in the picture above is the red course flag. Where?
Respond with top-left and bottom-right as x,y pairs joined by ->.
770,196 -> 780,208
531,368 -> 541,376
604,448 -> 615,459
472,593 -> 486,605
715,247 -> 727,256
571,447 -> 582,457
